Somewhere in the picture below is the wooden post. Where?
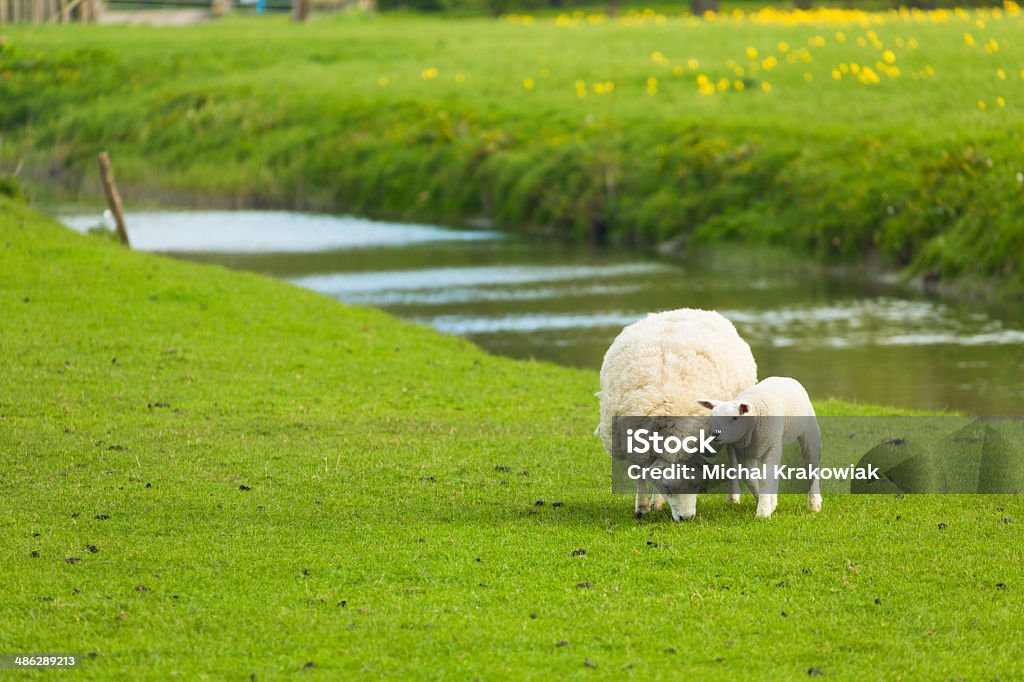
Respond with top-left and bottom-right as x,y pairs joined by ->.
292,0 -> 308,22
97,152 -> 131,248
1,0 -> 8,29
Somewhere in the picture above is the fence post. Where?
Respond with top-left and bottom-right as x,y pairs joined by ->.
97,151 -> 131,248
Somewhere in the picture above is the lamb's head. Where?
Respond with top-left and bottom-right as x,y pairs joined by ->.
696,399 -> 753,445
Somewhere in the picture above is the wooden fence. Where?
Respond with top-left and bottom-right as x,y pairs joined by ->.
0,0 -> 99,23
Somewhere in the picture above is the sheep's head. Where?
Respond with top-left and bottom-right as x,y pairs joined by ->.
696,399 -> 752,445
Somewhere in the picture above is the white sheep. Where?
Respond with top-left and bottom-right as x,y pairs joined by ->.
597,309 -> 757,521
697,376 -> 822,518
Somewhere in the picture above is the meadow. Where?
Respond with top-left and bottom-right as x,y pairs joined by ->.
2,4 -> 1023,293
2,195 -> 1023,678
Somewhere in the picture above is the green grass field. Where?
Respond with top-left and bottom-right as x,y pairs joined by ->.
2,199 -> 1022,678
2,5 -> 1024,293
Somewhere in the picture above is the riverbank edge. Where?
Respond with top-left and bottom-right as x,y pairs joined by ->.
11,164 -> 1011,305
0,195 -> 931,418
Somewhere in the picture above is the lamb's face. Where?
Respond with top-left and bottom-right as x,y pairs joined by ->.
696,399 -> 752,444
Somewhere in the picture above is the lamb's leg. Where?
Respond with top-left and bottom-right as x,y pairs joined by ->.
652,493 -> 667,510
801,420 -> 823,513
664,493 -> 697,521
755,447 -> 781,518
635,478 -> 652,518
726,446 -> 742,504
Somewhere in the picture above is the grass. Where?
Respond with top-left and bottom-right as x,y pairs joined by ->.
2,6 -> 1024,294
2,199 -> 1023,678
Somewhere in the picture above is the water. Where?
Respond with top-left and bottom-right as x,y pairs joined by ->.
60,209 -> 1024,415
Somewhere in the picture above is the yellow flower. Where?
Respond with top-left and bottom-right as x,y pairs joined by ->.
761,82 -> 772,92
964,33 -> 975,46
734,66 -> 746,76
523,78 -> 535,90
539,68 -> 550,78
908,38 -> 919,49
998,68 -> 1006,79
455,73 -> 466,83
697,73 -> 710,86
378,76 -> 389,87
746,46 -> 758,59
835,31 -> 846,43
832,69 -> 842,80
985,39 -> 1000,53
762,56 -> 778,70
778,41 -> 790,53
997,96 -> 1006,107
978,99 -> 986,110
717,78 -> 730,91
672,65 -> 684,76
421,67 -> 438,80
803,72 -> 813,82
882,50 -> 896,64
688,58 -> 699,70
646,76 -> 658,95
734,80 -> 745,90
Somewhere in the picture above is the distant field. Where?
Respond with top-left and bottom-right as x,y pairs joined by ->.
2,5 -> 1023,291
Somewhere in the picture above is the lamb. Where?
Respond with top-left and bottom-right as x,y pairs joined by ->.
697,376 -> 822,518
597,309 -> 757,521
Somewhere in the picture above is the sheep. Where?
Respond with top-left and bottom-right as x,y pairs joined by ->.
697,376 -> 822,518
597,309 -> 757,521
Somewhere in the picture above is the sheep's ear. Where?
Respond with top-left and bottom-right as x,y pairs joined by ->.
696,399 -> 717,411
738,402 -> 751,415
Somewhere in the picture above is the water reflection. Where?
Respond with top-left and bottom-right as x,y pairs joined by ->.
59,210 -> 1024,415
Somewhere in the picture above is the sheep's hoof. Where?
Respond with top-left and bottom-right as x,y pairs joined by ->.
634,510 -> 646,519
726,494 -> 741,504
651,494 -> 667,510
671,513 -> 695,522
808,495 -> 822,513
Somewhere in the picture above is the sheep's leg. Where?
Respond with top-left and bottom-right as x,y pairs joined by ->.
801,420 -> 823,513
635,478 -> 652,518
742,467 -> 761,499
756,447 -> 782,518
726,446 -> 742,504
652,493 -> 667,510
664,493 -> 697,521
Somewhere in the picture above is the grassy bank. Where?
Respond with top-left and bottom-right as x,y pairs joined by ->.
2,200 -> 1023,678
2,7 -> 1024,294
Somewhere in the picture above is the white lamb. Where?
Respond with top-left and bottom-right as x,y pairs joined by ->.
597,309 -> 757,521
697,376 -> 822,519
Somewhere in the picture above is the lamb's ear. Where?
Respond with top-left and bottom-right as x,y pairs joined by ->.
738,402 -> 751,415
696,399 -> 717,411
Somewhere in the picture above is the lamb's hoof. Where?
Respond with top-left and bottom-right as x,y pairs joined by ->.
726,494 -> 741,504
651,494 -> 667,510
671,512 -> 695,522
808,495 -> 822,513
634,510 -> 647,519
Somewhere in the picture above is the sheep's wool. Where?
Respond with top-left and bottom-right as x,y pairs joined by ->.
598,309 -> 757,453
